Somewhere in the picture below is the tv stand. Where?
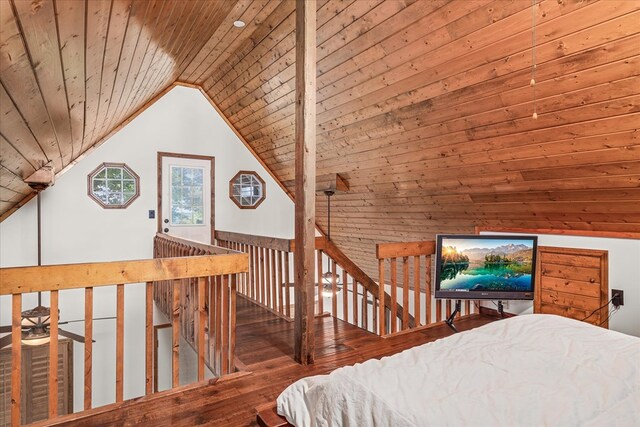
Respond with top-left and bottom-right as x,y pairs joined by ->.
445,300 -> 462,332
497,300 -> 505,318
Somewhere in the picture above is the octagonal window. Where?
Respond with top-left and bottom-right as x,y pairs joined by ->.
88,163 -> 140,209
229,171 -> 265,209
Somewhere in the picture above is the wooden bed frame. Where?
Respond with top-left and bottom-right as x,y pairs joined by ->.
256,245 -> 611,426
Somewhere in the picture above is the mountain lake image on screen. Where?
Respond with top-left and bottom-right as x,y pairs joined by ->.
436,235 -> 537,299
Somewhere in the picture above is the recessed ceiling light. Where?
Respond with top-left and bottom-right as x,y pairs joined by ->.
233,20 -> 245,28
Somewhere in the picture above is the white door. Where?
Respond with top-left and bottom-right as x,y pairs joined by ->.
161,155 -> 212,244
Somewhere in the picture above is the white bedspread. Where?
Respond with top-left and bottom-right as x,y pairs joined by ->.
277,314 -> 640,427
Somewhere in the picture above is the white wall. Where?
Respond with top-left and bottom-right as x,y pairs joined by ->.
479,231 -> 640,337
0,86 -> 295,410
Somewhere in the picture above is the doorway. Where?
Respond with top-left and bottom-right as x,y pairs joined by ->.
157,152 -> 214,244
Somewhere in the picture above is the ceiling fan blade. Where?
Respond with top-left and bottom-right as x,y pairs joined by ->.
60,316 -> 117,324
58,329 -> 87,343
0,334 -> 13,349
0,326 -> 12,333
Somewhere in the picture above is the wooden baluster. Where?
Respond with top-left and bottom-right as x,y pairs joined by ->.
271,249 -> 277,313
436,299 -> 442,323
372,292 -> 378,335
243,244 -> 248,296
465,300 -> 470,316
402,257 -> 409,330
426,256 -> 432,325
11,294 -> 21,426
446,299 -> 452,318
378,259 -> 385,336
352,281 -> 358,326
414,256 -> 421,327
277,251 -> 284,315
208,277 -> 216,374
361,289 -> 368,331
197,277 -> 206,381
285,252 -> 291,318
249,246 -> 255,300
145,282 -> 153,395
222,275 -> 230,374
85,287 -> 93,408
49,290 -> 59,417
316,250 -> 323,314
331,259 -> 337,316
342,270 -> 348,321
172,280 -> 180,388
230,274 -> 237,374
390,258 -> 397,334
215,276 -> 222,374
258,247 -> 264,305
265,249 -> 272,309
116,284 -> 124,402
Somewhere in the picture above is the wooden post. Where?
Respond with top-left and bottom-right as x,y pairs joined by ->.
11,294 -> 21,426
49,290 -> 59,418
294,0 -> 316,365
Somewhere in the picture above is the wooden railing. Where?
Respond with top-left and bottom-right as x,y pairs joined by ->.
0,252 -> 247,426
215,230 -> 411,335
376,241 -> 477,336
215,230 -> 293,319
153,233 -> 241,375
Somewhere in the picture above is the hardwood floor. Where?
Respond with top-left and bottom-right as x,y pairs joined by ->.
36,297 -> 496,427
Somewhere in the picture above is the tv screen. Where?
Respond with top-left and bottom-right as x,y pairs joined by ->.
434,235 -> 538,300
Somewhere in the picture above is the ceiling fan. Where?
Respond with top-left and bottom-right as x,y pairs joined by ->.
0,166 -> 112,349
0,304 -> 109,349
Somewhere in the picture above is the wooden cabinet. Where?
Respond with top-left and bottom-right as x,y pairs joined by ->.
0,339 -> 73,426
534,246 -> 609,327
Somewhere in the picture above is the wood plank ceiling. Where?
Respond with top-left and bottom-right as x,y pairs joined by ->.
1,0 -> 639,278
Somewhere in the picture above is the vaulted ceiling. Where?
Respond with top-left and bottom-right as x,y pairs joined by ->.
1,0 -> 639,277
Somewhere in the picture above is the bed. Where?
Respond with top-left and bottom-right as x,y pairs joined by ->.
276,314 -> 640,426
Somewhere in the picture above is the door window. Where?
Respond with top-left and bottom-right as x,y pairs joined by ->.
170,166 -> 205,225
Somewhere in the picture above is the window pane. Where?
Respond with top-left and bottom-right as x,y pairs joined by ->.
182,168 -> 193,185
172,187 -> 181,204
193,169 -> 203,186
123,180 -> 135,193
123,192 -> 135,202
193,188 -> 203,208
108,193 -> 123,205
107,168 -> 122,179
181,186 -> 192,206
108,180 -> 122,192
95,169 -> 106,179
241,186 -> 252,198
122,169 -> 133,180
171,167 -> 181,184
193,206 -> 204,224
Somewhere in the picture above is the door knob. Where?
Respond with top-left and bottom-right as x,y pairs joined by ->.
164,228 -> 169,233
164,219 -> 169,223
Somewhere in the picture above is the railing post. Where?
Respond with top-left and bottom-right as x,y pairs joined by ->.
11,294 -> 22,427
49,290 -> 59,418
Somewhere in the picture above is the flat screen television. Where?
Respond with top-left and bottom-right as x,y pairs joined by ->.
434,234 -> 538,300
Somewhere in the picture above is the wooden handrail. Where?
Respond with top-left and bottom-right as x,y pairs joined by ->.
155,232 -> 236,255
0,254 -> 248,295
376,241 -> 436,259
215,230 -> 292,252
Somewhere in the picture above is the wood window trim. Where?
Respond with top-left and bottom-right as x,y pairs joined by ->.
157,152 -> 215,243
229,170 -> 266,209
87,162 -> 140,209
